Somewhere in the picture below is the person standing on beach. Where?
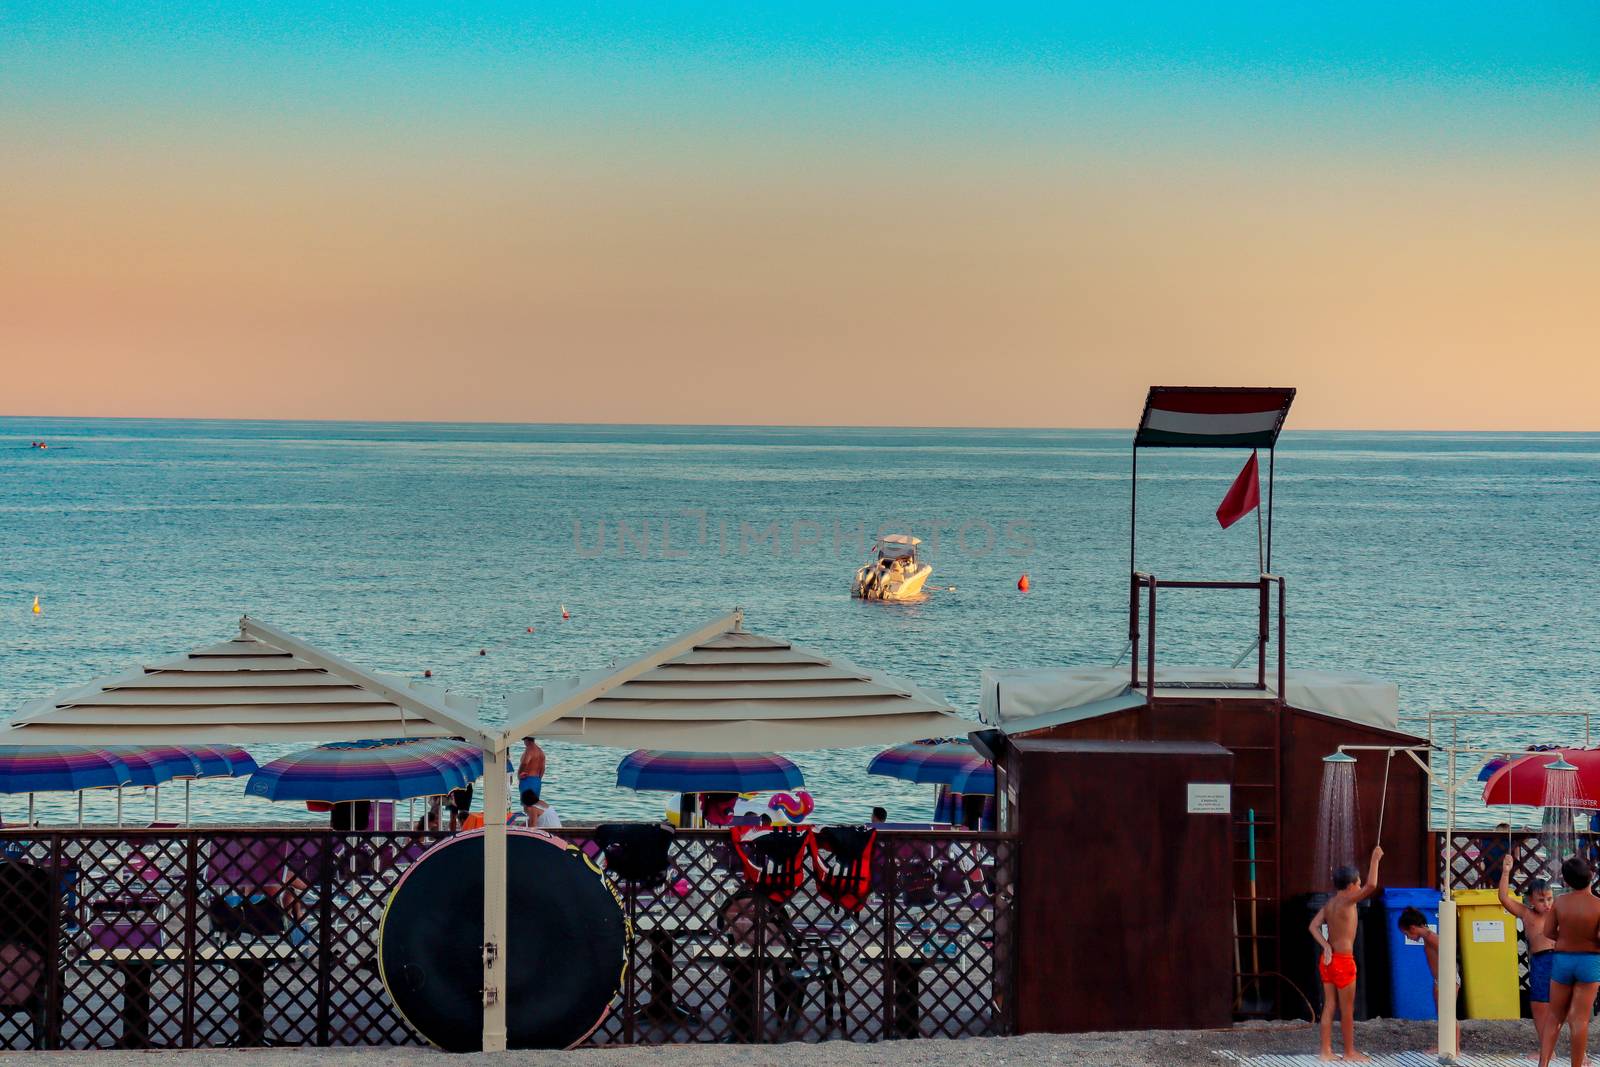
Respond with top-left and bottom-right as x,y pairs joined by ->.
1538,857 -> 1600,1067
1499,853 -> 1557,1054
518,737 -> 547,806
519,737 -> 555,825
1309,845 -> 1382,1062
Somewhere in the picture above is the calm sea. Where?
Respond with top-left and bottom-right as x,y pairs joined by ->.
3,418 -> 1598,829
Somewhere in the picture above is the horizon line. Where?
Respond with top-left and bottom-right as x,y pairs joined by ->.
2,411 -> 1598,437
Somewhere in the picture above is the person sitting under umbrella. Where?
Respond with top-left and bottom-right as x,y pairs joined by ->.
448,787 -> 481,831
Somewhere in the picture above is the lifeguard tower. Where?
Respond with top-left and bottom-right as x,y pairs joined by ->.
984,387 -> 1430,1026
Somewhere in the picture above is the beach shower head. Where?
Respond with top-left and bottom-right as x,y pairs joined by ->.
1545,756 -> 1579,773
1323,751 -> 1357,764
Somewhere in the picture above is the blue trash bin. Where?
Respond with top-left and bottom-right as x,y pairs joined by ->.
1382,887 -> 1442,1019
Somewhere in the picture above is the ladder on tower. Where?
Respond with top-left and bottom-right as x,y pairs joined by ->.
1229,710 -> 1285,1018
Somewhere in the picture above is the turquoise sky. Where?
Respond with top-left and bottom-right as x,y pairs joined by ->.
6,2 -> 1596,156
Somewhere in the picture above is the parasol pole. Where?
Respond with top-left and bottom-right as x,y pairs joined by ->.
1497,751 -> 1510,857
153,784 -> 161,825
27,793 -> 34,826
116,787 -> 123,827
185,780 -> 192,826
77,791 -> 84,827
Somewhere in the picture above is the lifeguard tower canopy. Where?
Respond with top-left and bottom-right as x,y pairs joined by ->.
1134,386 -> 1295,449
1131,386 -> 1296,574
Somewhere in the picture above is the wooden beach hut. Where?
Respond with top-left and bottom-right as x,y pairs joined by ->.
980,665 -> 1429,1019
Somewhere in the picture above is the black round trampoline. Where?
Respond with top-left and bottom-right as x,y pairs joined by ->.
378,829 -> 628,1051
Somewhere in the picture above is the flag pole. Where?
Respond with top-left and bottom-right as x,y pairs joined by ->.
1266,447 -> 1275,571
1254,450 -> 1264,575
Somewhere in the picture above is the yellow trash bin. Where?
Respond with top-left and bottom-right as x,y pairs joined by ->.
1452,889 -> 1520,1019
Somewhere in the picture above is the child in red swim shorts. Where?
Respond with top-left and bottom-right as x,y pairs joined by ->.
1310,846 -> 1383,1062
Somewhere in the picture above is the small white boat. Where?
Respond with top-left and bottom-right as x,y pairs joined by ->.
851,535 -> 933,601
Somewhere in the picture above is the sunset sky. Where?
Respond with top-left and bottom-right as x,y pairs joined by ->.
3,3 -> 1596,429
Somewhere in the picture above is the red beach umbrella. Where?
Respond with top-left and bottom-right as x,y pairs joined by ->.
1482,748 -> 1600,807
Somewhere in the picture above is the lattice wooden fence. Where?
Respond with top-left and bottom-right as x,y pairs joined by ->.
0,827 -> 1015,1049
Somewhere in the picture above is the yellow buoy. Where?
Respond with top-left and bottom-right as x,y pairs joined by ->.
31,596 -> 41,615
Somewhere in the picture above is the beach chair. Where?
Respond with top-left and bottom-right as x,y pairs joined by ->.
0,860 -> 54,1047
594,824 -> 693,1024
204,838 -> 294,940
718,888 -> 840,1040
882,840 -> 937,909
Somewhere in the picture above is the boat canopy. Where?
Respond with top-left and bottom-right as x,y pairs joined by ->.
875,534 -> 920,559
1135,386 -> 1296,449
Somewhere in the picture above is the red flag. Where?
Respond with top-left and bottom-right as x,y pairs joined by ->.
1215,450 -> 1261,529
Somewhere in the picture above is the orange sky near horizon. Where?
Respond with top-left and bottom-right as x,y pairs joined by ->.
8,148 -> 1594,431
5,8 -> 1598,431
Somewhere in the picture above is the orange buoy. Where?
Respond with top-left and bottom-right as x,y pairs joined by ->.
1017,574 -> 1030,592
561,604 -> 569,620
527,626 -> 534,633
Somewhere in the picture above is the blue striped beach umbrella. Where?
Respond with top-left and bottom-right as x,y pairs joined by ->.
947,759 -> 996,796
246,737 -> 474,804
104,746 -> 196,787
0,746 -> 131,794
162,745 -> 256,826
868,739 -> 984,786
181,745 -> 258,779
0,745 -> 133,826
616,750 -> 802,794
413,738 -> 512,782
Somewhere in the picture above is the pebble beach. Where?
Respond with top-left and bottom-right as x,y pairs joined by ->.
11,1020 -> 1564,1066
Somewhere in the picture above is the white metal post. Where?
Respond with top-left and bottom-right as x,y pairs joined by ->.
1438,734 -> 1457,1064
1437,895 -> 1457,1063
481,736 -> 509,1052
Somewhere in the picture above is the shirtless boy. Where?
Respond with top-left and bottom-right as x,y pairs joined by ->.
1500,853 -> 1557,1052
1397,908 -> 1458,1057
1310,845 -> 1383,1061
1539,857 -> 1600,1067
